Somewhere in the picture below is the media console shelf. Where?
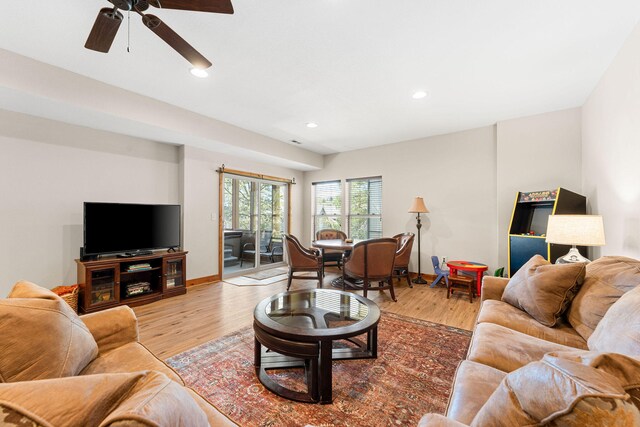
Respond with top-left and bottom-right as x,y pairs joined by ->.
76,251 -> 187,313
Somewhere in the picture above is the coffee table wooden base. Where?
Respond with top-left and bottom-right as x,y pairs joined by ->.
254,324 -> 378,404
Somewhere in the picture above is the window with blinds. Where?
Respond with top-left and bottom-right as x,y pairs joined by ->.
312,180 -> 342,234
347,176 -> 382,240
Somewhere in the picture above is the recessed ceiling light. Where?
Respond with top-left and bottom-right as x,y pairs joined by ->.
190,68 -> 209,78
306,122 -> 318,128
412,91 -> 428,99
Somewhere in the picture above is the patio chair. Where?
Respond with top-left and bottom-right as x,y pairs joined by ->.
240,230 -> 273,267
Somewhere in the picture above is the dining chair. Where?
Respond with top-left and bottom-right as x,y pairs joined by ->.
315,229 -> 348,270
392,232 -> 415,287
431,256 -> 450,288
283,234 -> 323,290
342,238 -> 398,301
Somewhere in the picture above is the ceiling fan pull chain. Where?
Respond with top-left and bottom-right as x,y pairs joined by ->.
127,10 -> 131,52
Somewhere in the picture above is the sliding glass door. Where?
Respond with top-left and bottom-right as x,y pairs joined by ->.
222,174 -> 288,277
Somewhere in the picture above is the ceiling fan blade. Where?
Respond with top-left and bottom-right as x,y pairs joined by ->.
143,14 -> 212,69
85,8 -> 124,53
148,0 -> 233,14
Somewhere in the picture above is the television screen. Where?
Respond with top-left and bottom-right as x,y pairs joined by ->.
84,202 -> 181,256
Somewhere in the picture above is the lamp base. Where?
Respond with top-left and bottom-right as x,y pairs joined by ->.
412,275 -> 428,285
555,246 -> 591,264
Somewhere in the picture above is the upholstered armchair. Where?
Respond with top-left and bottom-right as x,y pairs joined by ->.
315,229 -> 348,270
392,232 -> 415,287
283,234 -> 323,290
342,238 -> 398,301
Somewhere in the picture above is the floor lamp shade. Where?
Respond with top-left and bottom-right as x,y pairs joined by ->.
545,215 -> 605,263
408,197 -> 429,214
408,197 -> 429,284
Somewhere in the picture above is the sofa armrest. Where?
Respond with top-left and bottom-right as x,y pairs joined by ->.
418,414 -> 468,427
481,276 -> 510,302
81,306 -> 139,354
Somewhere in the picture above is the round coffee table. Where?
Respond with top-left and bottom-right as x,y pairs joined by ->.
253,288 -> 380,404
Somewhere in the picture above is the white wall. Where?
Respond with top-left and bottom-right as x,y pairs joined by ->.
303,126 -> 499,275
0,110 -> 180,297
582,22 -> 640,259
496,108 -> 583,268
0,110 -> 307,297
181,146 -> 306,280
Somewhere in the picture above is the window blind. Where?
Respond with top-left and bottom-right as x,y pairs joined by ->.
312,180 -> 342,233
347,176 -> 382,239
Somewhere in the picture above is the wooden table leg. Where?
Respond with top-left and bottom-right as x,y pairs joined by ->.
476,271 -> 482,296
319,340 -> 333,404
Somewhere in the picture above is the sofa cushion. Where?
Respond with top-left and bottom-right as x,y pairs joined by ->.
501,255 -> 586,327
588,285 -> 640,357
546,350 -> 640,410
81,341 -> 184,385
0,371 -> 208,426
101,371 -> 209,426
471,352 -> 640,426
0,403 -> 43,427
477,299 -> 587,349
445,361 -> 506,425
467,323 -> 576,373
567,256 -> 640,340
0,281 -> 98,382
187,388 -> 240,426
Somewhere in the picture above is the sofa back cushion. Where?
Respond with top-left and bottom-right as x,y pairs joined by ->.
567,256 -> 640,340
0,281 -> 98,382
501,255 -> 586,327
588,285 -> 640,357
471,352 -> 640,426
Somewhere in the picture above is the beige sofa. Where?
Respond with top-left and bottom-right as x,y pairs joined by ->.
0,281 -> 237,426
420,256 -> 640,426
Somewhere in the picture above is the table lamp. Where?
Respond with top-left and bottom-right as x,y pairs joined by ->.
545,215 -> 605,263
408,197 -> 430,284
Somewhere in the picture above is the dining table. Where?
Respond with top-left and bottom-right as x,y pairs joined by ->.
311,239 -> 356,288
446,260 -> 488,296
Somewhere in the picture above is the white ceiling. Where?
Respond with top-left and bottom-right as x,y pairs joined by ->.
1,1 -> 639,156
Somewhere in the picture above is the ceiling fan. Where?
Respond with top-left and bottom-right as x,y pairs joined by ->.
85,0 -> 234,69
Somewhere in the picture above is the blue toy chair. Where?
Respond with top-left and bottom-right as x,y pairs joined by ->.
430,256 -> 450,288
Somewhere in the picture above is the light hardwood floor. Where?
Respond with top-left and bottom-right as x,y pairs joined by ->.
133,269 -> 480,359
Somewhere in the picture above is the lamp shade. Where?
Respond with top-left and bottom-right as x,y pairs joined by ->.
408,197 -> 429,213
545,215 -> 606,246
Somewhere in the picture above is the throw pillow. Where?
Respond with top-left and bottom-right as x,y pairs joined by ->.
0,281 -> 98,382
588,285 -> 640,357
501,255 -> 586,327
567,256 -> 640,340
471,352 -> 640,426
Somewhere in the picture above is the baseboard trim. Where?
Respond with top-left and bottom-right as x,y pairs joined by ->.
186,275 -> 220,287
409,272 -> 437,282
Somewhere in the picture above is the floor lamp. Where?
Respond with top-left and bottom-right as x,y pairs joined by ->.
409,197 -> 429,284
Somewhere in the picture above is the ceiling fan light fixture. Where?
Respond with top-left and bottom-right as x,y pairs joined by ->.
190,67 -> 209,78
412,91 -> 428,99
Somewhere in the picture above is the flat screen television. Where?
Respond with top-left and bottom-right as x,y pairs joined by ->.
83,202 -> 181,257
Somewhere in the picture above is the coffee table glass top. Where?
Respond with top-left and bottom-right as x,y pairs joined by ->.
255,289 -> 380,338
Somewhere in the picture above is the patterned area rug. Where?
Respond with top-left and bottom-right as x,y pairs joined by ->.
166,312 -> 471,427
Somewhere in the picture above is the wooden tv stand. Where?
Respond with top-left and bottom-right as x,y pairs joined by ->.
76,251 -> 187,314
